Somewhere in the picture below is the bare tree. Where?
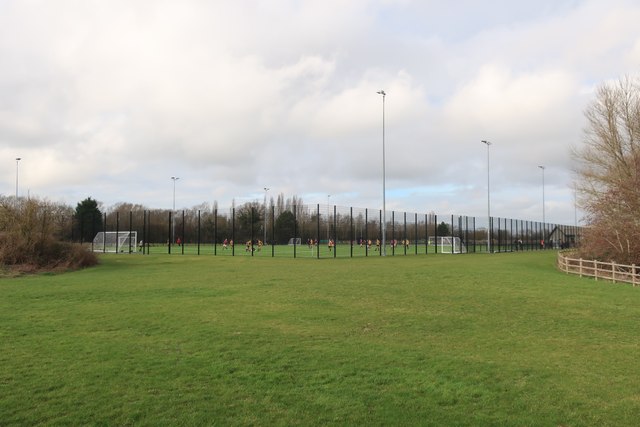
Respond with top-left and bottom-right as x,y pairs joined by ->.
0,196 -> 97,270
573,76 -> 640,264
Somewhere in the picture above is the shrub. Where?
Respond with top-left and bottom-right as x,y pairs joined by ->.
0,196 -> 98,273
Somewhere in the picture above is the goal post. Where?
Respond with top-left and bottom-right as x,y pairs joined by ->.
428,236 -> 467,254
93,231 -> 138,253
287,237 -> 302,246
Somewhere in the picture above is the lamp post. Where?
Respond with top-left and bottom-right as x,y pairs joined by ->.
481,140 -> 491,253
263,187 -> 269,244
15,157 -> 21,199
171,176 -> 179,243
538,166 -> 545,225
377,90 -> 387,256
539,165 -> 546,246
327,194 -> 331,241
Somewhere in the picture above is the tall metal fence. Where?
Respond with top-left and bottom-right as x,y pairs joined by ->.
70,204 -> 582,258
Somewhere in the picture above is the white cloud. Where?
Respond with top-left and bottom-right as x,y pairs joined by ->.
445,65 -> 577,132
2,0 -> 639,225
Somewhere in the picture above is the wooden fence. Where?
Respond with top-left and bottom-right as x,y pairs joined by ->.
557,251 -> 639,287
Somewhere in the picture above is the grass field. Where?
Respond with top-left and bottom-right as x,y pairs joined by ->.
136,241 -> 505,257
1,251 -> 639,425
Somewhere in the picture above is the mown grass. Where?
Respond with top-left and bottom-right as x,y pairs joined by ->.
1,252 -> 639,426
141,241 -> 497,257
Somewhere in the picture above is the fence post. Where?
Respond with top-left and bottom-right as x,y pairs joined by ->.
271,205 -> 275,258
633,264 -> 637,287
425,213 -> 429,254
350,207 -> 354,258
103,212 -> 107,253
414,213 -> 418,255
579,258 -> 583,277
612,260 -> 616,283
333,205 -> 338,258
168,211 -> 172,254
214,208 -> 217,256
434,214 -> 438,254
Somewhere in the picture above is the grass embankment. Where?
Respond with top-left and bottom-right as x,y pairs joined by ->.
1,252 -> 638,425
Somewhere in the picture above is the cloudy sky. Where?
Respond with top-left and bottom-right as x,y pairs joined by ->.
2,0 -> 639,225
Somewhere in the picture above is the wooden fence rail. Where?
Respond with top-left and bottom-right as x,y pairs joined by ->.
557,251 -> 639,287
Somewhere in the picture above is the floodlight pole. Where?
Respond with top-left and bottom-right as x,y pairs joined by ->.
539,165 -> 545,243
482,140 -> 491,253
263,187 -> 269,244
538,165 -> 545,224
171,176 -> 179,244
377,90 -> 387,256
327,194 -> 331,241
15,157 -> 21,199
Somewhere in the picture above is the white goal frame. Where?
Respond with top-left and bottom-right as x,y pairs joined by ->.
287,237 -> 302,246
428,236 -> 467,254
93,231 -> 138,253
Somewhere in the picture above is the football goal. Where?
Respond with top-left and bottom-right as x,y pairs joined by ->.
287,237 -> 302,246
93,231 -> 138,253
428,236 -> 467,254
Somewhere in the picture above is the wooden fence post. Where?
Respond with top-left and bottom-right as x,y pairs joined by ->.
579,258 -> 583,278
612,261 -> 616,283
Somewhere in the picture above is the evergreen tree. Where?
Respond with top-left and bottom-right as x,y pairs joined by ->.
74,197 -> 103,242
274,211 -> 296,244
437,221 -> 450,237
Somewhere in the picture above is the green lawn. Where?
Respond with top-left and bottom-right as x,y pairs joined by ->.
1,252 -> 639,425
141,241 -> 505,257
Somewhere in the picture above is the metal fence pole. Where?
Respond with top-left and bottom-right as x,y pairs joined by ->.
350,207 -> 353,258
294,205 -> 298,259
181,210 -> 185,255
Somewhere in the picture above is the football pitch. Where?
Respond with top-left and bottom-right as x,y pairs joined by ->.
137,241 -> 477,257
1,251 -> 639,425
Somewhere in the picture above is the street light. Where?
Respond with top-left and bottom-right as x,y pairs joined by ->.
15,157 -> 21,199
481,140 -> 491,253
263,187 -> 269,244
539,165 -> 546,246
327,194 -> 331,241
377,89 -> 387,256
171,176 -> 179,243
538,166 -> 545,225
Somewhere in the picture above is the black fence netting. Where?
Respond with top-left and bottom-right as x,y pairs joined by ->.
67,204 -> 581,258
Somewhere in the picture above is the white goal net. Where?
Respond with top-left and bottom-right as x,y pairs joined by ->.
93,231 -> 138,253
428,236 -> 467,254
287,237 -> 302,245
